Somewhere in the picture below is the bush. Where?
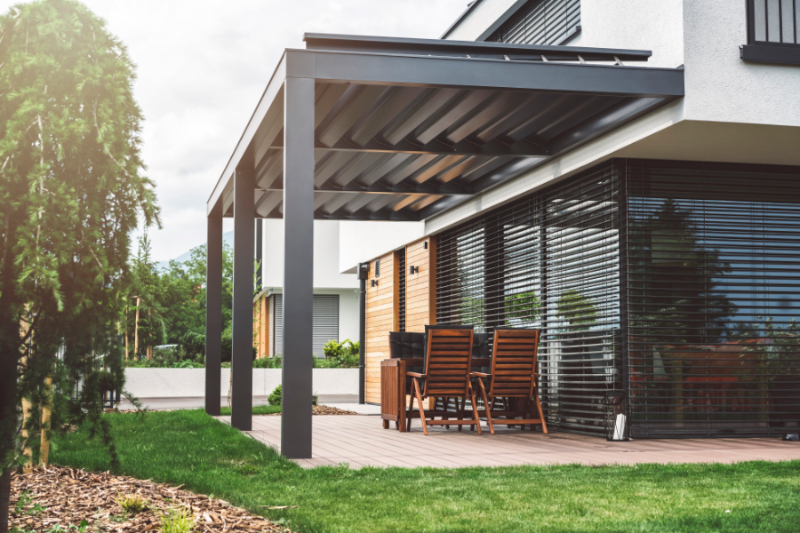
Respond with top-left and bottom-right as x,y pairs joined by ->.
319,339 -> 360,368
268,384 -> 282,406
180,331 -> 205,358
254,357 -> 281,369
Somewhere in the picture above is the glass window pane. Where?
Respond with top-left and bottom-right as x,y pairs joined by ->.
755,0 -> 768,42
782,0 -> 795,42
768,0 -> 782,42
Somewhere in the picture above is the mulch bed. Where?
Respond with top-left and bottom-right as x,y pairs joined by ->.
11,466 -> 292,532
258,405 -> 359,416
112,405 -> 358,416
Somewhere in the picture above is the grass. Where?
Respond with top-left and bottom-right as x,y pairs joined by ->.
218,404 -> 281,416
52,410 -> 800,533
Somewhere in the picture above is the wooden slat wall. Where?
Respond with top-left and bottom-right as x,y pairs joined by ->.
405,237 -> 436,332
252,294 -> 270,359
363,237 -> 437,404
365,252 -> 396,404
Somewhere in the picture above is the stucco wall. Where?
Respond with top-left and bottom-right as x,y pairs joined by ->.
338,220 -> 424,273
260,219 -> 358,289
443,0 -> 519,41
682,0 -> 800,126
571,0 -> 684,68
125,368 -> 359,398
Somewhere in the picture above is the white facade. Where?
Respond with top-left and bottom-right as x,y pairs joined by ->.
425,0 -> 800,236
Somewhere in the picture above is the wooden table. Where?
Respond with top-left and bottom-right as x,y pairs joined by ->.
381,357 -> 490,432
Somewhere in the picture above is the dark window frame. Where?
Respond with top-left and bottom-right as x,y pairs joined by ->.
741,0 -> 800,65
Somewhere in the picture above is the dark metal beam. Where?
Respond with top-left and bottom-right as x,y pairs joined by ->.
286,49 -> 684,98
281,75 -> 315,459
231,164 -> 255,431
204,208 -> 223,416
304,33 -> 652,62
314,137 -> 549,157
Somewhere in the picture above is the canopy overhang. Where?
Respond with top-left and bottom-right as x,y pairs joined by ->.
205,34 -> 684,459
207,34 -> 684,221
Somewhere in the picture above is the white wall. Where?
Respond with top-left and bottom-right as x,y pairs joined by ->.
125,368 -> 359,398
261,219 -> 357,289
338,288 -> 360,343
443,0 -> 519,41
682,0 -> 800,126
571,0 -> 684,68
338,220 -> 424,272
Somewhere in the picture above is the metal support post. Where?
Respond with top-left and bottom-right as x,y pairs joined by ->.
205,208 -> 223,416
281,76 -> 315,458
256,219 -> 263,290
231,165 -> 255,430
357,263 -> 368,404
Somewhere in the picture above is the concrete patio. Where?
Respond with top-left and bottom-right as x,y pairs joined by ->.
218,414 -> 800,469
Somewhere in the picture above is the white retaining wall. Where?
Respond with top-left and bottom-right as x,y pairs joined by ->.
124,368 -> 358,398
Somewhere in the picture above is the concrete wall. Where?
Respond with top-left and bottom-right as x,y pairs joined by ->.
125,368 -> 359,398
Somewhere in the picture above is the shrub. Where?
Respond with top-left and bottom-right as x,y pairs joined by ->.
180,331 -> 205,358
117,493 -> 148,515
268,384 -> 282,406
254,357 -> 281,369
323,339 -> 344,359
319,339 -> 360,367
160,507 -> 195,533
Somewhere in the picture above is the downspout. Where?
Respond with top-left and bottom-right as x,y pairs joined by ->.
357,263 -> 369,404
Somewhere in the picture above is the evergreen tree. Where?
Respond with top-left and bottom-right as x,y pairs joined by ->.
0,1 -> 158,529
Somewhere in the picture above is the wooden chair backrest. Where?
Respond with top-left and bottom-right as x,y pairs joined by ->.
423,326 -> 474,397
489,328 -> 540,398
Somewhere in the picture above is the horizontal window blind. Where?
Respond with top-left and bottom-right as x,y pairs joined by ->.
488,0 -> 581,46
313,295 -> 340,357
625,160 -> 800,438
437,162 -> 621,435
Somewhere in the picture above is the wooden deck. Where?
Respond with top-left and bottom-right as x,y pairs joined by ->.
218,415 -> 800,469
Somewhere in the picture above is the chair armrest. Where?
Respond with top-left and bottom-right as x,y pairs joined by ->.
470,372 -> 491,378
407,372 -> 427,378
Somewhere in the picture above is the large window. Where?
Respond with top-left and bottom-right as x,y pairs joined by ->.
437,162 -> 621,435
436,158 -> 800,438
487,0 -> 581,46
625,160 -> 800,438
743,0 -> 800,65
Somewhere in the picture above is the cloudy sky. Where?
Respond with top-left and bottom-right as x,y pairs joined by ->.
1,0 -> 470,261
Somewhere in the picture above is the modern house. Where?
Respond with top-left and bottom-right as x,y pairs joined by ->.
207,0 -> 800,457
251,219 -> 421,357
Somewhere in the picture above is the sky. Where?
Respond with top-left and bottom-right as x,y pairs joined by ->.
1,0 -> 470,261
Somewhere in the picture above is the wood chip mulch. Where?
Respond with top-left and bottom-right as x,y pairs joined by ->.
10,466 -> 293,533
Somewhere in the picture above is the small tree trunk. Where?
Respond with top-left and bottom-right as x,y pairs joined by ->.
133,296 -> 140,357
21,396 -> 32,474
0,468 -> 10,533
19,355 -> 32,474
125,329 -> 129,361
39,375 -> 53,466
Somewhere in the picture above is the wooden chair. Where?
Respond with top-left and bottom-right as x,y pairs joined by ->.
471,328 -> 547,435
407,325 -> 482,435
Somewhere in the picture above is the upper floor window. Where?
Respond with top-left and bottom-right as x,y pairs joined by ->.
742,0 -> 800,65
488,0 -> 581,46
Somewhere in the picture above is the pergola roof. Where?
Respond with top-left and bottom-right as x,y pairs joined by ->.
207,33 -> 684,221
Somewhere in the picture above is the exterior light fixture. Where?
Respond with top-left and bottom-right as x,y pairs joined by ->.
371,279 -> 378,287
409,266 -> 419,274
423,241 -> 428,250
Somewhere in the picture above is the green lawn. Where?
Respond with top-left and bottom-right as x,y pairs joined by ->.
218,404 -> 281,415
52,410 -> 800,533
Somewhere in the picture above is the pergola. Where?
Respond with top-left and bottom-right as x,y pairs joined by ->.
205,33 -> 684,459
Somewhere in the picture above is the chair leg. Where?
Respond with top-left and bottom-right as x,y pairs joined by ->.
407,387 -> 415,432
443,396 -> 450,429
467,381 -> 482,435
413,378 -> 428,435
457,397 -> 464,432
534,387 -> 548,434
477,378 -> 494,435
